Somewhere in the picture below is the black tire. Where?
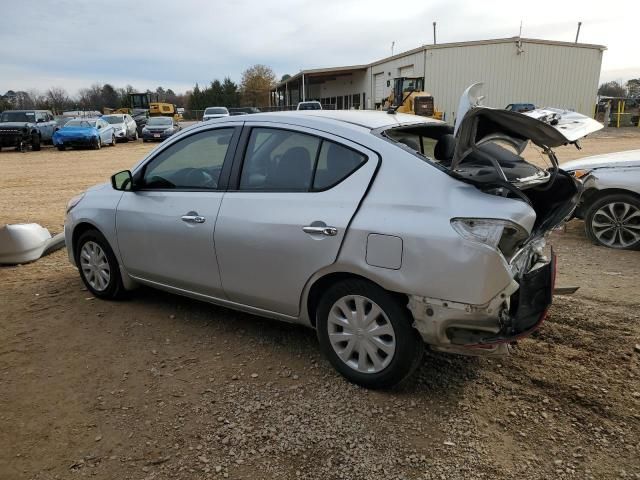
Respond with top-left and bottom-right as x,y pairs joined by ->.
75,229 -> 124,300
57,145 -> 66,151
31,133 -> 41,151
93,137 -> 101,150
585,193 -> 640,250
110,134 -> 116,146
316,279 -> 424,389
133,130 -> 139,141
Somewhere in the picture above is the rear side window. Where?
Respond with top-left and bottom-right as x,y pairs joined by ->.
239,128 -> 367,191
313,141 -> 366,189
240,128 -> 320,191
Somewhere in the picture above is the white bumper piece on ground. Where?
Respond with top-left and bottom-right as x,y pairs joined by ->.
0,223 -> 65,265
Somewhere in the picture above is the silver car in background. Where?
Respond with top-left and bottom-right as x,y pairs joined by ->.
64,102 -> 601,388
562,150 -> 640,249
102,114 -> 139,142
203,107 -> 229,121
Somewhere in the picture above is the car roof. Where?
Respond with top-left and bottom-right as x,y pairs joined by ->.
244,110 -> 444,130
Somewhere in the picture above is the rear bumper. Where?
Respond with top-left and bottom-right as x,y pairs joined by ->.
409,249 -> 556,356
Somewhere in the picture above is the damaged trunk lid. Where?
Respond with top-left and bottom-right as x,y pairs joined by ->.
450,84 -> 603,238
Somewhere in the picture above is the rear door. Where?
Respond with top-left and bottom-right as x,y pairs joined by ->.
115,126 -> 240,297
214,123 -> 378,316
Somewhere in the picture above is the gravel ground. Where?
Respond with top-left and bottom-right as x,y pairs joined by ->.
1,128 -> 639,479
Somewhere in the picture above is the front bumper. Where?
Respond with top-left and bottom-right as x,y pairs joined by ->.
54,136 -> 96,147
409,248 -> 556,356
0,129 -> 28,147
142,131 -> 172,141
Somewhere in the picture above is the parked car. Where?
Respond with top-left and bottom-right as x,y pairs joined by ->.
141,117 -> 181,142
505,103 -> 536,113
202,107 -> 229,121
64,99 -> 601,388
297,101 -> 322,111
562,150 -> 640,250
53,118 -> 116,150
0,109 -> 57,151
229,107 -> 260,116
102,114 -> 139,142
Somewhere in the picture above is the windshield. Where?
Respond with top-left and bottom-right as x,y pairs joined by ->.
147,117 -> 173,126
400,78 -> 424,92
65,119 -> 94,128
0,111 -> 35,122
103,115 -> 124,124
205,108 -> 227,115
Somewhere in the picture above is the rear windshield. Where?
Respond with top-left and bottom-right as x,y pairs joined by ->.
147,117 -> 173,125
1,111 -> 35,122
298,103 -> 321,110
103,115 -> 124,124
65,120 -> 94,127
205,108 -> 228,115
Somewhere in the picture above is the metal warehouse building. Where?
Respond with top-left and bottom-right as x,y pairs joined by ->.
270,37 -> 605,120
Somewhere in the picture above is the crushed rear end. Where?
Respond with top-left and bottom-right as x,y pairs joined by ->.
384,84 -> 603,355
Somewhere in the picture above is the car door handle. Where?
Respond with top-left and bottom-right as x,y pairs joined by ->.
181,214 -> 206,224
303,225 -> 338,236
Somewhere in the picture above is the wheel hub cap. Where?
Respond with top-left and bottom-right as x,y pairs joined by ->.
80,241 -> 110,291
327,295 -> 396,374
591,202 -> 640,248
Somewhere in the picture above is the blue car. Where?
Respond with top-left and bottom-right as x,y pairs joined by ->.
53,117 -> 116,150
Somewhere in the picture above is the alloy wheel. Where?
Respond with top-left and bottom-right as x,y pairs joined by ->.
327,295 -> 396,373
591,201 -> 640,248
79,241 -> 111,291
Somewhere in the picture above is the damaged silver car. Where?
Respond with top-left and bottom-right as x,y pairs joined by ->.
64,86 -> 602,388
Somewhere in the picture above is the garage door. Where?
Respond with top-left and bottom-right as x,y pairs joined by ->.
399,65 -> 414,77
374,73 -> 385,103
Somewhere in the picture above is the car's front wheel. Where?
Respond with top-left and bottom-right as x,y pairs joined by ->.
110,134 -> 116,146
31,133 -> 41,151
316,279 -> 424,389
75,230 -> 124,299
585,193 -> 640,250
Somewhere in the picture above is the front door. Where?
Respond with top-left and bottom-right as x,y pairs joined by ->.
116,126 -> 239,297
215,124 -> 378,316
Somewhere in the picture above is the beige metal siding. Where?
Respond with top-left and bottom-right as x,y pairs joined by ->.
423,40 -> 602,120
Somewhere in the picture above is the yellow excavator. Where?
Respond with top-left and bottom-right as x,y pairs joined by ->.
106,93 -> 182,121
383,77 -> 442,119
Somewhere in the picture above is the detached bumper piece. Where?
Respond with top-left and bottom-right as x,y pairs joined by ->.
465,250 -> 556,346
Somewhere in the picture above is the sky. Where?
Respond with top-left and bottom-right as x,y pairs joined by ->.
1,0 -> 638,96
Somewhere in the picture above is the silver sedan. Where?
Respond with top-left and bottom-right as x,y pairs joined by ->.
563,150 -> 640,249
64,106 -> 600,388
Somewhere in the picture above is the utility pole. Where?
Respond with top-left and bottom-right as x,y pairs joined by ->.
433,22 -> 437,44
391,41 -> 395,56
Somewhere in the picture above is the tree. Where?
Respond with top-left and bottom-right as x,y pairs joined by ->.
240,64 -> 276,107
188,83 -> 202,111
101,84 -> 119,109
598,81 -> 626,97
46,87 -> 70,113
626,78 -> 640,98
221,77 -> 240,107
280,74 -> 291,82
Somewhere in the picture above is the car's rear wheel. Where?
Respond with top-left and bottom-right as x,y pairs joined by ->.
316,279 -> 424,389
133,130 -> 138,141
585,193 -> 640,250
31,133 -> 41,151
75,229 -> 124,299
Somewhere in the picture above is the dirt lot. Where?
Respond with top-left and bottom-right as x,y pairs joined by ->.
1,129 -> 639,480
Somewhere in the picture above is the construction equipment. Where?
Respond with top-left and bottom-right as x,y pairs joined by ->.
383,77 -> 442,119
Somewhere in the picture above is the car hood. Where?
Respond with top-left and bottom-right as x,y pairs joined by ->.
0,122 -> 31,129
561,149 -> 640,171
452,83 -> 603,170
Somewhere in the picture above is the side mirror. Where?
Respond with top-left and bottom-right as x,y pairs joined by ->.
111,170 -> 134,191
97,124 -> 102,129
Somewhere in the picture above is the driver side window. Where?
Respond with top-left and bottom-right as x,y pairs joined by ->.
142,128 -> 234,190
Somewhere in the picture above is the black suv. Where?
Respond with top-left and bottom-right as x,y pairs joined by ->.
0,110 -> 58,152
